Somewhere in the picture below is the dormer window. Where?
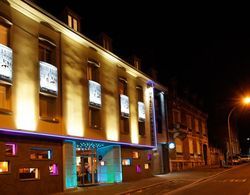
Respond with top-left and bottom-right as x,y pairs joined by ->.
64,7 -> 81,32
67,14 -> 78,31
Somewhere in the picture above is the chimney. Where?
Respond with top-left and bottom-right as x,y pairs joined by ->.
130,55 -> 141,70
99,32 -> 112,52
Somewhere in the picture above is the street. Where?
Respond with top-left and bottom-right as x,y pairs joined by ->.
124,164 -> 250,195
56,166 -> 235,195
167,163 -> 250,195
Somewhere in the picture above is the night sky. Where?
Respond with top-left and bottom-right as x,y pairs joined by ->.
34,0 -> 250,152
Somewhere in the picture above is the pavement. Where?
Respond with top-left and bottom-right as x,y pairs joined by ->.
54,165 -> 239,195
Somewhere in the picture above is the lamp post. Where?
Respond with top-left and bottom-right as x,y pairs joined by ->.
227,96 -> 250,165
227,106 -> 236,165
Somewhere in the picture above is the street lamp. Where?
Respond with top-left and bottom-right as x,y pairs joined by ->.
227,96 -> 250,165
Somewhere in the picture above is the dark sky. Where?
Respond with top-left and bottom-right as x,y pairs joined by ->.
33,0 -> 250,151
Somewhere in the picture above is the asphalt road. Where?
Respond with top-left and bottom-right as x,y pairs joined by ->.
168,163 -> 250,195
132,164 -> 250,195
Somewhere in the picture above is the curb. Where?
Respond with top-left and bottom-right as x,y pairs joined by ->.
117,164 -> 247,195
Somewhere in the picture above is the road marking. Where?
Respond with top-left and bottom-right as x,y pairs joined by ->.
213,179 -> 247,183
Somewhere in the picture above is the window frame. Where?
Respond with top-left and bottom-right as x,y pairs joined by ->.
0,160 -> 10,174
38,37 -> 59,121
137,86 -> 145,136
30,148 -> 52,160
0,18 -> 13,114
88,106 -> 101,129
67,14 -> 79,31
119,77 -> 130,134
19,168 -> 40,181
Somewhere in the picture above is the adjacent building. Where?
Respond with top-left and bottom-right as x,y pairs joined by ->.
0,0 -> 168,194
168,93 -> 210,171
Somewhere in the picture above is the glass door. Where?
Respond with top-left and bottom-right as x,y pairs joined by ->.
76,149 -> 98,186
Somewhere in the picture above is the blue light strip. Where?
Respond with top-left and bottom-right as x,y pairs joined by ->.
0,128 -> 155,149
148,80 -> 158,148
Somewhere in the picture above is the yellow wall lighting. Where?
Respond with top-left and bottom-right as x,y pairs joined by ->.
65,82 -> 84,137
105,99 -> 119,141
16,83 -> 37,131
130,103 -> 139,144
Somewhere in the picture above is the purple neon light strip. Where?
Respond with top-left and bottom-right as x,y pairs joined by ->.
0,128 -> 155,149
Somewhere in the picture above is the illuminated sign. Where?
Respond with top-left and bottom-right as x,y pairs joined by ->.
40,61 -> 58,96
0,44 -> 12,84
89,80 -> 101,107
120,94 -> 129,117
169,142 -> 176,149
138,102 -> 145,121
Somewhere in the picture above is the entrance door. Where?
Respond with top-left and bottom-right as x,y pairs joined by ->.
76,150 -> 98,186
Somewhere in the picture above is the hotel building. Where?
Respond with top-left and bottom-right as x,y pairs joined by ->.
0,0 -> 168,194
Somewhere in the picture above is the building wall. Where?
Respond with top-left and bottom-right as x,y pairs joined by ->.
0,0 -> 156,146
0,135 -> 63,194
121,147 -> 152,181
168,96 -> 210,171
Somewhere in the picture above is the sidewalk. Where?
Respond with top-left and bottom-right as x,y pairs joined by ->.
55,166 -> 232,195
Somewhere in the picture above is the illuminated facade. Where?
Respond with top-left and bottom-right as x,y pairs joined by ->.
0,0 -> 167,194
168,96 -> 211,172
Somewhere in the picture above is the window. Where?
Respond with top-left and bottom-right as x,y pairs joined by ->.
186,115 -> 192,130
89,107 -> 100,129
0,22 -> 12,111
87,59 -> 101,129
201,121 -> 206,135
30,148 -> 52,160
68,14 -> 79,31
119,77 -> 129,134
197,140 -> 201,155
87,59 -> 100,82
173,110 -> 181,124
122,159 -> 131,166
39,95 -> 57,118
5,143 -> 16,156
194,119 -> 199,133
132,151 -> 139,159
0,24 -> 9,45
39,38 -> 56,65
175,138 -> 183,154
144,163 -> 150,169
189,139 -> 194,154
137,86 -> 143,102
119,78 -> 127,95
49,164 -> 59,176
0,161 -> 9,173
137,86 -> 145,135
39,38 -> 57,120
19,168 -> 39,180
181,112 -> 186,125
0,84 -> 11,110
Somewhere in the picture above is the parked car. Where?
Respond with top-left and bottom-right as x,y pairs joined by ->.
240,154 -> 250,163
228,155 -> 241,165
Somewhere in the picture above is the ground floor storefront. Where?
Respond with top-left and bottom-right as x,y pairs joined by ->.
0,131 -> 154,194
